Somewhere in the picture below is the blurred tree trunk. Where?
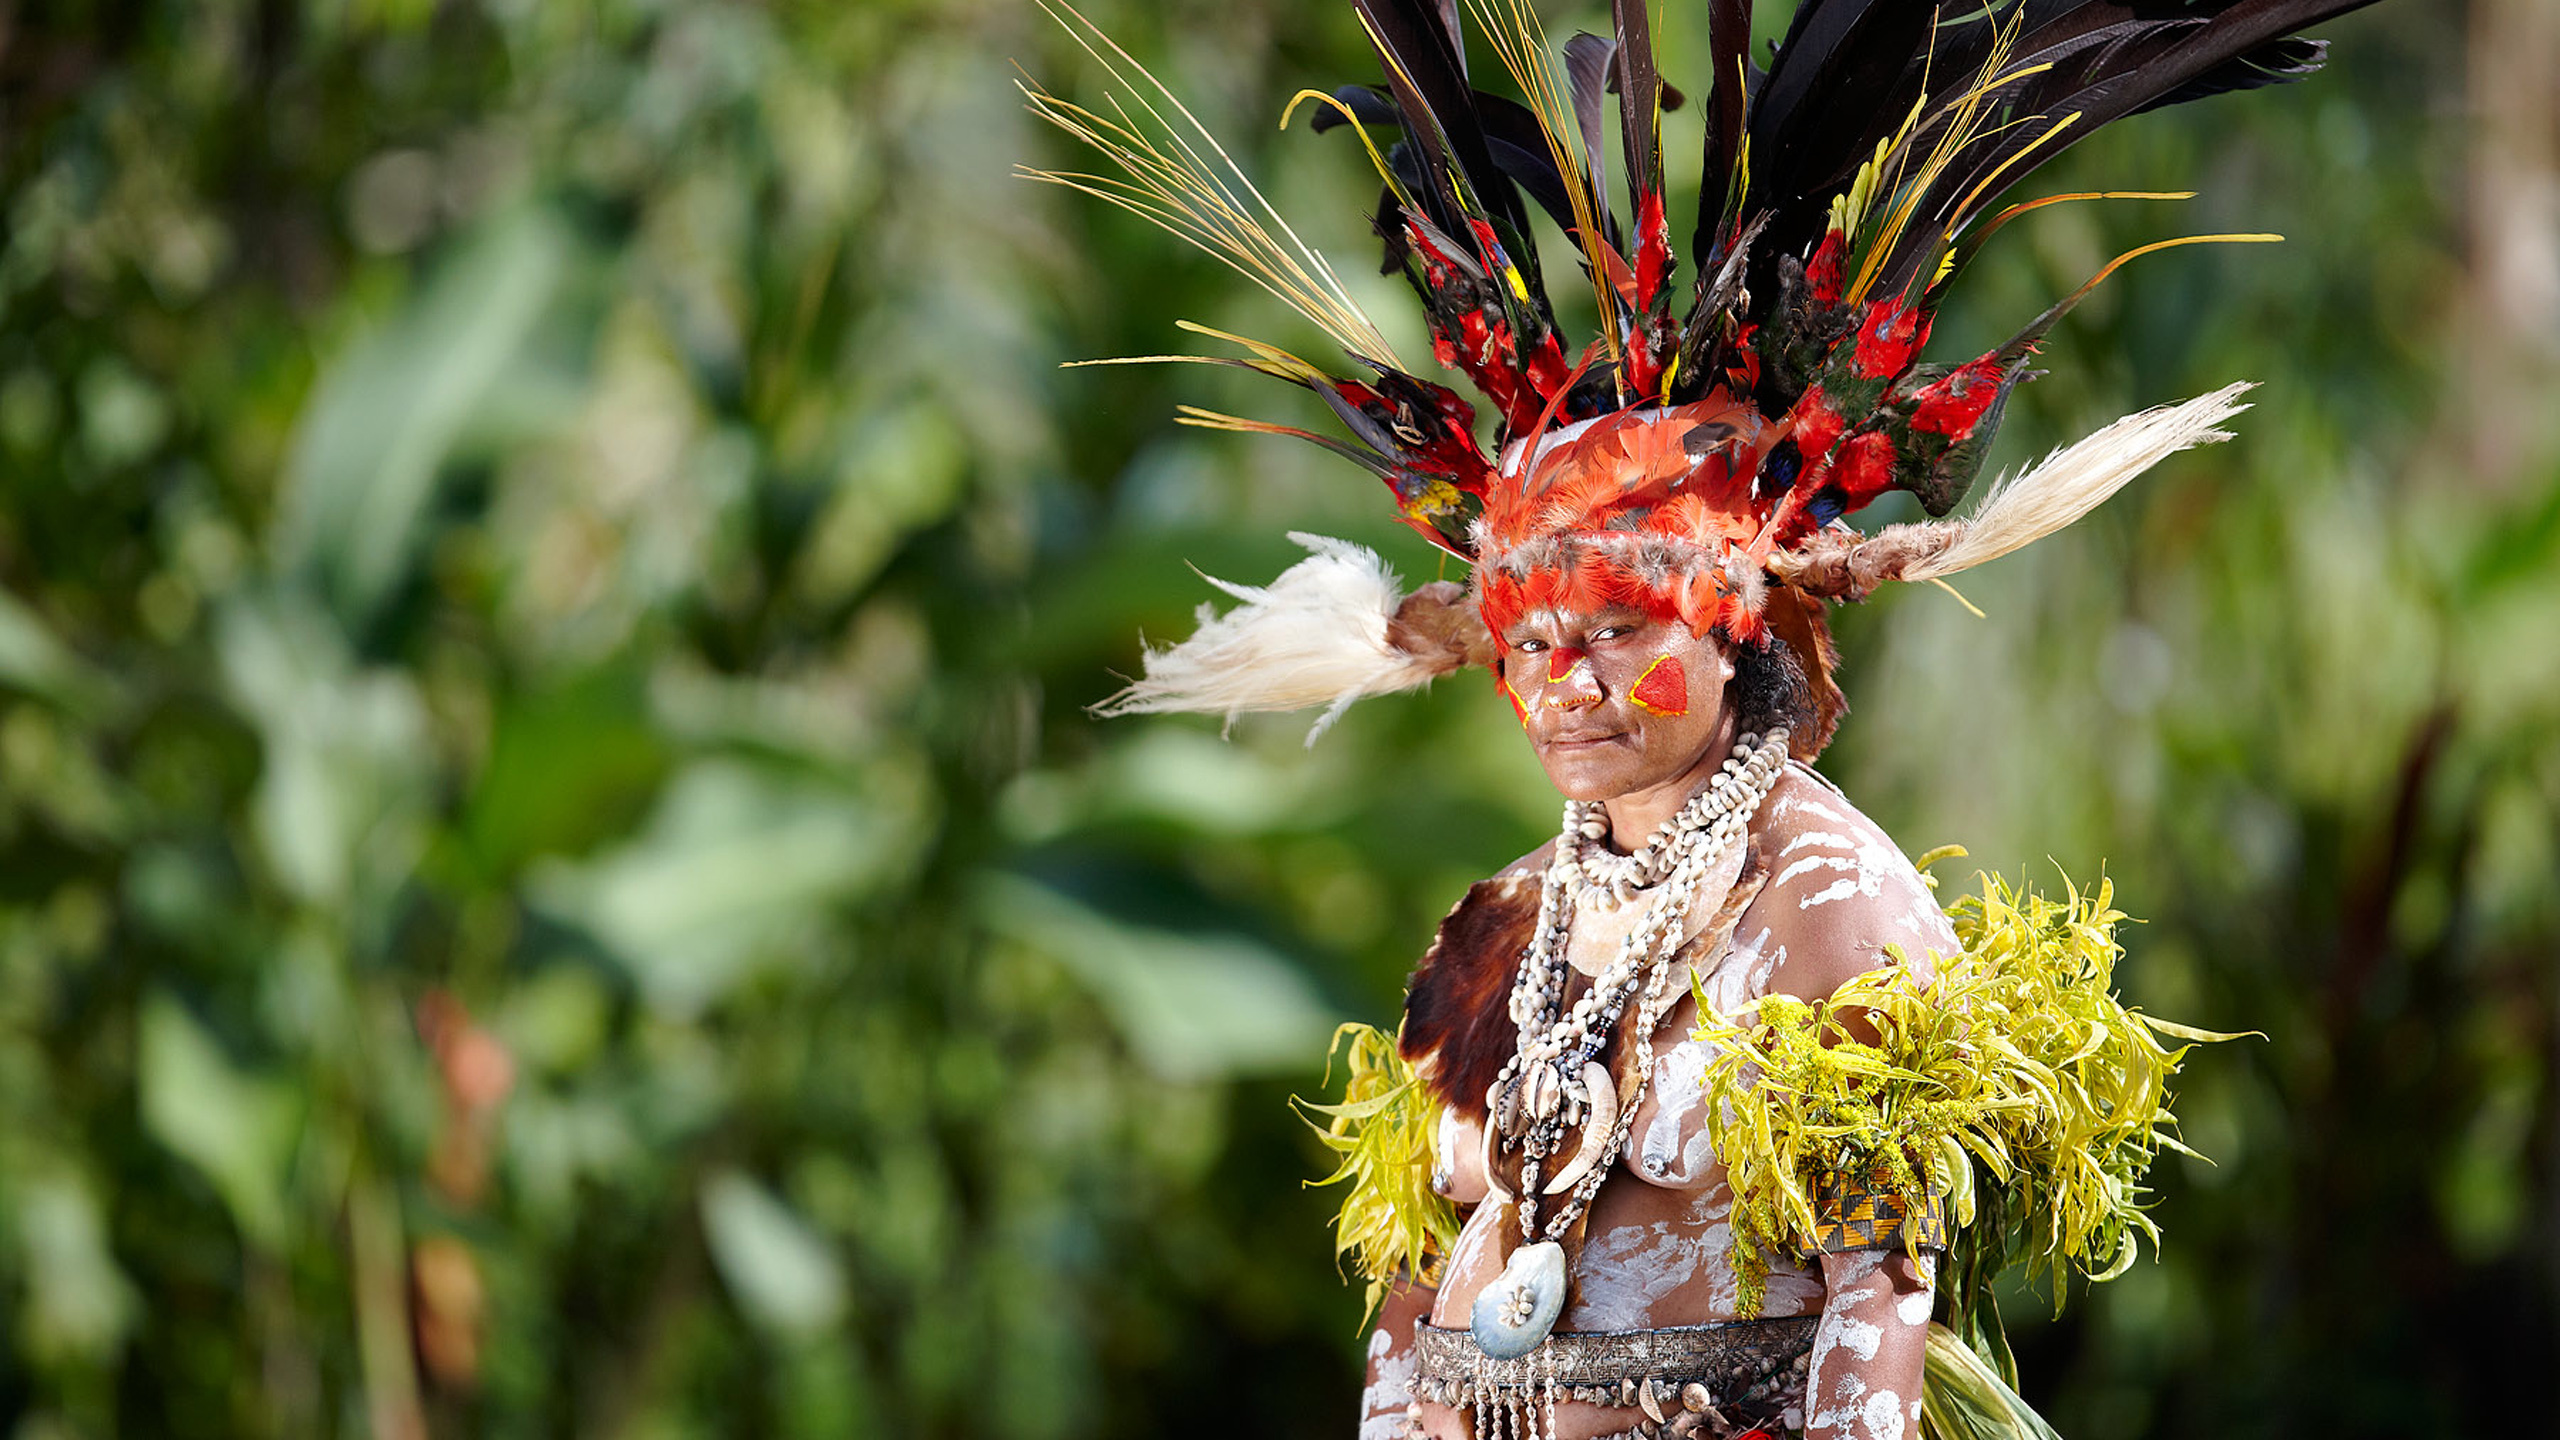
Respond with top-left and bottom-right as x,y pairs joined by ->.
2462,0 -> 2560,485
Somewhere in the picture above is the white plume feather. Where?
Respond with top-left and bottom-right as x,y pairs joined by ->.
1905,382 -> 2255,581
1092,533 -> 1456,742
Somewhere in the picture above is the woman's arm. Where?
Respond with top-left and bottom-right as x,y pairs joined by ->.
1359,1277 -> 1435,1440
1802,1249 -> 1933,1440
1752,771 -> 1953,1439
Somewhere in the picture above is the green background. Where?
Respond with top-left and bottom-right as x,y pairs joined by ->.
0,1 -> 2552,1437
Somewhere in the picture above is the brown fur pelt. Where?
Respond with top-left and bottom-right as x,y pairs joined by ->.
1766,522 -> 1960,602
1386,580 -> 1498,673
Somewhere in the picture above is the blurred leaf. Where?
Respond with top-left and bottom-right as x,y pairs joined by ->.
275,207 -> 571,626
792,403 -> 969,610
2455,471 -> 2560,605
701,1168 -> 848,1337
979,873 -> 1338,1081
461,670 -> 671,876
1093,726 -> 1346,834
0,589 -> 116,715
530,759 -> 920,1017
138,993 -> 302,1250
76,357 -> 170,468
494,965 -> 613,1077
216,592 -> 431,905
15,1170 -> 137,1365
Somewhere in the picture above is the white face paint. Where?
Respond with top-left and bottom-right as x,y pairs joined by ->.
1750,1256 -> 1828,1319
1730,1250 -> 1832,1322
1828,1249 -> 1887,1290
1760,785 -> 1959,952
1630,921 -> 1796,1185
1803,1249 -> 1936,1439
1806,1250 -> 1892,1433
1775,850 -> 1855,889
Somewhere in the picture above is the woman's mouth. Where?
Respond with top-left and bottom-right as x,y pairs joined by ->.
1541,729 -> 1621,751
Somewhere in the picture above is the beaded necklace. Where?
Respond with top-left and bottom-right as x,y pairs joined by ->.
1467,728 -> 1790,1365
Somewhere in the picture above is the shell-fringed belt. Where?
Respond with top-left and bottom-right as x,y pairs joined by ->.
1411,1314 -> 1816,1419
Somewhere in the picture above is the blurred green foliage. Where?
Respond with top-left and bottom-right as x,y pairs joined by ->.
0,2 -> 2550,1438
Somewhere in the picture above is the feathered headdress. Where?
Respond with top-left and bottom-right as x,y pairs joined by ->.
1028,0 -> 2373,750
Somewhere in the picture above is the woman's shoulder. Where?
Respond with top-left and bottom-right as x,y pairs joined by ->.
1742,762 -> 1958,1001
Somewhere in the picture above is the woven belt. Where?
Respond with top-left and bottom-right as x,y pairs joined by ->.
1410,1314 -> 1817,1415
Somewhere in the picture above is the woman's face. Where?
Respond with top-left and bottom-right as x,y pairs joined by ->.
1495,604 -> 1736,803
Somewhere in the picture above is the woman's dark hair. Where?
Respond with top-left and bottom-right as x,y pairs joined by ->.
1728,630 -> 1819,740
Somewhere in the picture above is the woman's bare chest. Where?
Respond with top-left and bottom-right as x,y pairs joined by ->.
1429,883 -> 1822,1335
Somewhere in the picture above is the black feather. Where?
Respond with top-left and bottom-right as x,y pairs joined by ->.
1693,0 -> 1752,262
1870,1 -> 2377,301
1610,0 -> 1664,208
1711,0 -> 2379,317
2130,35 -> 2330,114
1483,132 -> 1587,240
1564,31 -> 1617,217
1314,84 -> 1596,249
1350,0 -> 1548,303
1735,0 -> 1935,295
1306,83 -> 1403,130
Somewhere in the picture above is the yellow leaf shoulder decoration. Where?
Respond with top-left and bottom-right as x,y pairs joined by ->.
1692,857 -> 2246,1346
1294,1021 -> 1461,1324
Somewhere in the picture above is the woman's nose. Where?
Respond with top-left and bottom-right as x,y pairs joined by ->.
1541,648 -> 1602,708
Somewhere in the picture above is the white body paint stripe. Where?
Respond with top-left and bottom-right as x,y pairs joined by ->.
1775,853 -> 1859,888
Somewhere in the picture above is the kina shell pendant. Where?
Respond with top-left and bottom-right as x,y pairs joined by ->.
1469,1239 -> 1566,1360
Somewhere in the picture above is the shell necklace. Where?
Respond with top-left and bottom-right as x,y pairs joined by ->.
1467,728 -> 1789,1363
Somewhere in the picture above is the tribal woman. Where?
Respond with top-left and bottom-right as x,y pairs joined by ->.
1031,2 -> 2380,1437
1366,589 -> 1957,1440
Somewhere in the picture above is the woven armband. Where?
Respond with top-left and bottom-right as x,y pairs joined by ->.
1810,1161 -> 1948,1253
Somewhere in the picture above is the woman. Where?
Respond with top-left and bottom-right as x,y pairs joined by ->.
1364,594 -> 1952,1440
1037,2 -> 2376,1436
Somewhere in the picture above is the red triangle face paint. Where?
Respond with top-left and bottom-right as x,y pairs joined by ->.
1498,671 -> 1529,727
1629,654 -> 1689,716
1547,647 -> 1588,685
